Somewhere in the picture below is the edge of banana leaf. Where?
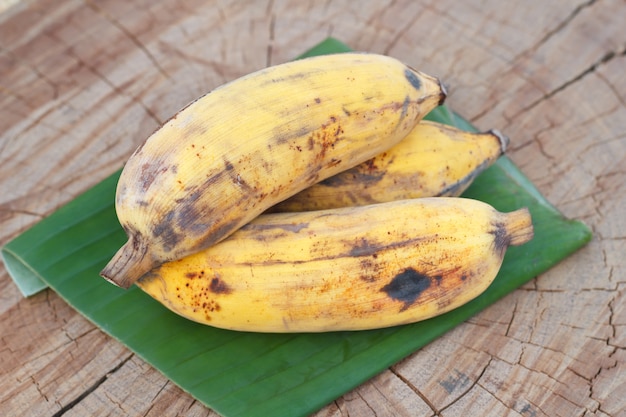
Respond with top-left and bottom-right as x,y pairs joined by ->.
1,37 -> 592,417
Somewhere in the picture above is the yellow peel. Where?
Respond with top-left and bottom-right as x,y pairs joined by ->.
137,198 -> 533,333
102,53 -> 446,288
270,121 -> 510,212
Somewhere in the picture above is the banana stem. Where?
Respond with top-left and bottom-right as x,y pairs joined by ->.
100,236 -> 155,288
503,208 -> 534,246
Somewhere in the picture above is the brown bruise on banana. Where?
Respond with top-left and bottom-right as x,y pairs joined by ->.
138,162 -> 169,193
301,114 -> 346,184
490,220 -> 513,257
349,237 -> 381,257
270,124 -> 505,213
379,261 -> 484,313
434,158 -> 493,197
150,94 -> 418,256
219,71 -> 417,211
404,68 -> 423,91
435,131 -> 507,197
245,221 -> 310,235
318,155 -> 391,189
374,210 -> 530,316
267,152 -> 394,212
147,162 -> 246,255
209,276 -> 232,294
135,201 -> 532,331
157,112 -> 344,249
268,103 -> 407,211
105,57 -> 446,288
343,234 -> 431,259
158,268 -> 234,323
352,218 -> 487,314
381,268 -> 433,312
144,219 -> 519,329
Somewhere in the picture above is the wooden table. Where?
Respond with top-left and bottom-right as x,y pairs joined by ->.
1,1 -> 625,416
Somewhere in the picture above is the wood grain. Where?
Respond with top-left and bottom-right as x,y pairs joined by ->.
1,1 -> 625,416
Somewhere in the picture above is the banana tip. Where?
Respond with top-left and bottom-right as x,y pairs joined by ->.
489,129 -> 510,153
437,79 -> 448,106
100,238 -> 155,289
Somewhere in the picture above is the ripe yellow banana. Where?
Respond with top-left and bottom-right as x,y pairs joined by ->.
101,53 -> 446,288
270,121 -> 509,212
136,198 -> 533,333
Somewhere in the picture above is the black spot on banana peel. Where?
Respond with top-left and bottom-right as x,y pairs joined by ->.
404,68 -> 423,90
209,277 -> 232,295
381,268 -> 432,312
135,198 -> 534,332
101,53 -> 446,288
152,210 -> 182,252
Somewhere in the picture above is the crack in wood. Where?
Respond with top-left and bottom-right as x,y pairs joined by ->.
30,376 -> 49,403
84,0 -> 171,81
0,208 -> 44,219
388,366 -> 440,416
471,2 -> 624,126
595,68 -> 626,109
65,46 -> 163,127
141,402 -> 155,417
149,380 -> 169,404
356,390 -> 378,416
439,357 -> 493,414
383,1 -> 428,56
49,353 -> 133,417
512,48 -> 623,121
1,1 -> 624,416
103,389 -> 127,415
266,10 -> 275,67
519,397 -> 552,417
0,46 -> 60,100
510,0 -> 597,64
515,346 -> 603,414
505,298 -> 518,337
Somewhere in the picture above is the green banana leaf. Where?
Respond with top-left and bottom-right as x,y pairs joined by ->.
1,38 -> 591,417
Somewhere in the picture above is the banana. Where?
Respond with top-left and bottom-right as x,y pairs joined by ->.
269,121 -> 509,212
136,198 -> 533,333
101,53 -> 446,288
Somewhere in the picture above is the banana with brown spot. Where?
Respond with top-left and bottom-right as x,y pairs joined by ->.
270,120 -> 509,212
101,53 -> 446,288
137,197 -> 533,332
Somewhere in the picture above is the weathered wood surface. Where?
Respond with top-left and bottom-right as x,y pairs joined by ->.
1,0 -> 625,415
